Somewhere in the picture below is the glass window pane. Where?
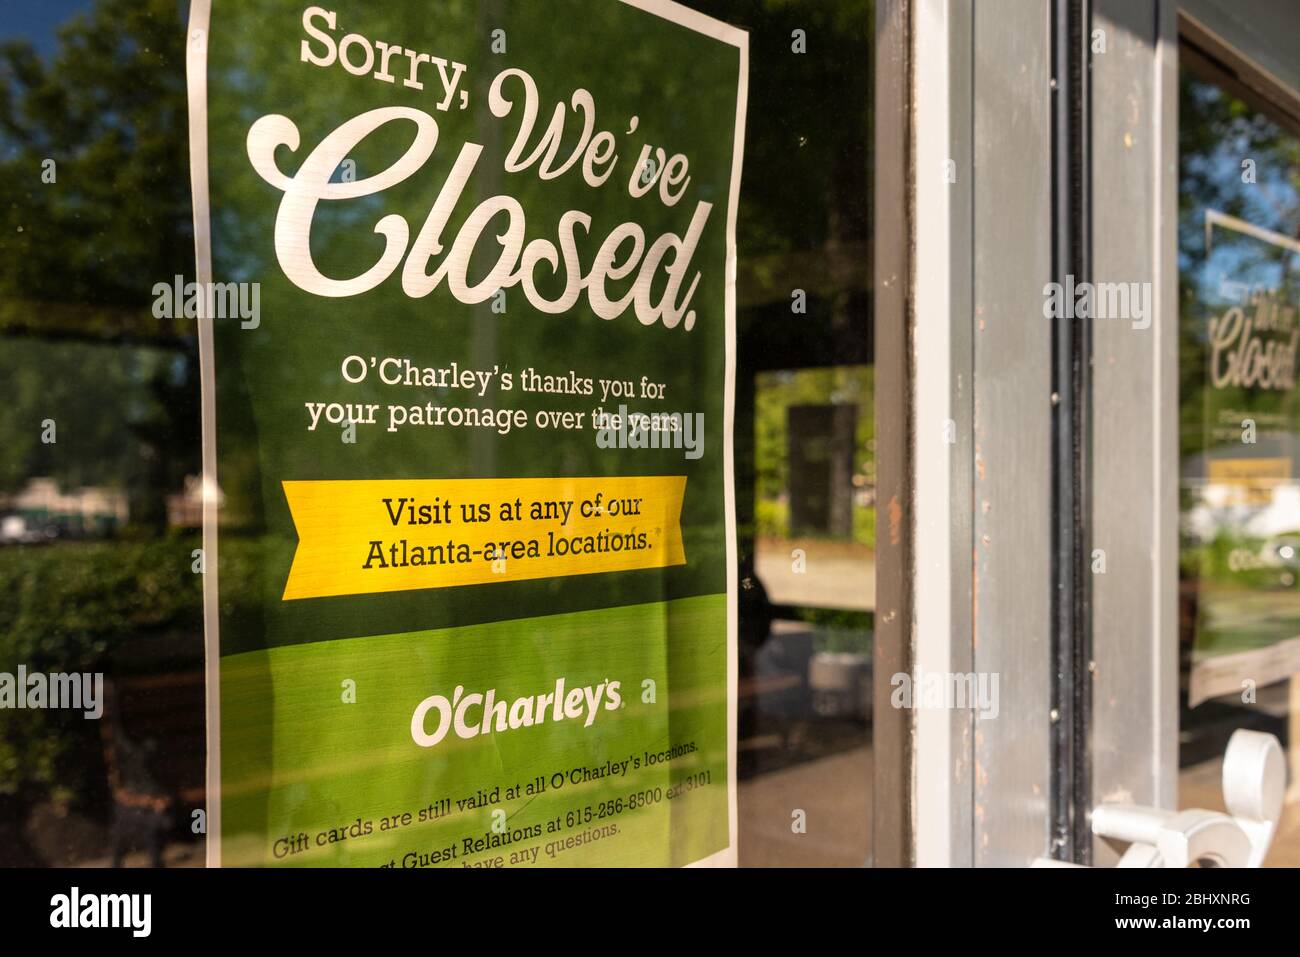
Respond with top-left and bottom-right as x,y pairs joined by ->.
1178,53 -> 1300,866
0,0 -> 876,868
685,0 -> 875,867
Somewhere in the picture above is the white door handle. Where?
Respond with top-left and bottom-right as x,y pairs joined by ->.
1033,729 -> 1285,867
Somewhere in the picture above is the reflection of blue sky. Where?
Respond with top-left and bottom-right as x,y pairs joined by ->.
1179,80 -> 1300,277
1183,228 -> 1298,349
1181,76 -> 1300,351
1184,147 -> 1299,239
1203,231 -> 1298,310
1,0 -> 97,55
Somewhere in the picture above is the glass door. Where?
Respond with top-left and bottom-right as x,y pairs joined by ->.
1176,19 -> 1300,865
686,0 -> 878,867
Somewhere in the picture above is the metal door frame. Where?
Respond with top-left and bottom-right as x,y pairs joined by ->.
887,0 -> 1184,867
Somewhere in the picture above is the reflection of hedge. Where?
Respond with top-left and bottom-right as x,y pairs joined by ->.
0,537 -> 256,799
754,498 -> 878,549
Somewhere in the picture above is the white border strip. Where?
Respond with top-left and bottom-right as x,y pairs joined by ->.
185,0 -> 220,868
717,10 -> 745,873
912,0 -> 955,868
1153,2 -> 1179,814
1205,207 -> 1300,257
619,0 -> 748,870
620,0 -> 748,48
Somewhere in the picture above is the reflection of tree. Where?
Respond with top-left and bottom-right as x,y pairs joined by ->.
0,0 -> 198,525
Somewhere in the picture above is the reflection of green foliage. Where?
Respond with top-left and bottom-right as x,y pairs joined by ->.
797,605 -> 871,631
1184,530 -> 1251,585
853,504 -> 876,548
0,537 -> 198,799
0,540 -> 199,672
796,606 -> 872,654
1184,528 -> 1300,589
0,536 -> 263,800
755,496 -> 787,537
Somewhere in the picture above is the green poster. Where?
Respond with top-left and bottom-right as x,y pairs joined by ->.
187,0 -> 746,867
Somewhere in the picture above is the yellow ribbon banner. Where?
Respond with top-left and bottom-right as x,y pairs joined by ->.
281,476 -> 687,600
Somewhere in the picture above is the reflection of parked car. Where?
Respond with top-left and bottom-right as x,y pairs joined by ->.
1265,534 -> 1300,586
0,514 -> 54,544
1266,534 -> 1300,566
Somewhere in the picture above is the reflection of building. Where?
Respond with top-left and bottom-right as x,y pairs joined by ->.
787,404 -> 857,539
1183,440 -> 1300,539
1185,480 -> 1300,540
0,477 -> 128,540
0,475 -> 225,539
165,475 -> 224,529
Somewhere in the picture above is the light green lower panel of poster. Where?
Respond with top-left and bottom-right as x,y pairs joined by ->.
219,594 -> 728,867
